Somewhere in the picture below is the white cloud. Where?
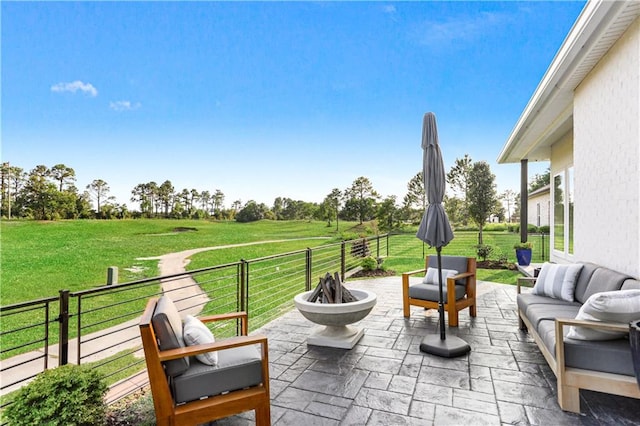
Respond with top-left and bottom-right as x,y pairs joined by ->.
109,100 -> 141,112
417,12 -> 507,47
383,5 -> 396,14
51,80 -> 98,97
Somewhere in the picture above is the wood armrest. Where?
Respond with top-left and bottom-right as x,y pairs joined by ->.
402,268 -> 427,278
555,317 -> 630,333
449,271 -> 474,281
199,311 -> 248,323
517,276 -> 537,294
159,334 -> 268,362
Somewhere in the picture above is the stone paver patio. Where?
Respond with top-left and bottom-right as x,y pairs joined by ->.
218,276 -> 640,425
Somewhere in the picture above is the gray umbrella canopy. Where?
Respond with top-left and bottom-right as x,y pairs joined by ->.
416,112 -> 453,248
415,112 -> 469,357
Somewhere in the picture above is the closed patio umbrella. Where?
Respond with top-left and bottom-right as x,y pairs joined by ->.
416,112 -> 470,358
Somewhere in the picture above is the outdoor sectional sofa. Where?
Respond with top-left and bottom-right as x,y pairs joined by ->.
517,262 -> 640,413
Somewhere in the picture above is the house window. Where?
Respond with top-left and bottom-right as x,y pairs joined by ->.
568,167 -> 574,254
554,174 -> 565,251
536,203 -> 541,227
553,167 -> 574,255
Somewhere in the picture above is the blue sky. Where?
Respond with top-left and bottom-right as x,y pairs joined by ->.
2,1 -> 586,209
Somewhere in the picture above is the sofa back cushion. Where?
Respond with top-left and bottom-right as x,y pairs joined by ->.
532,263 -> 583,302
151,295 -> 190,377
572,263 -> 599,303
621,278 -> 640,291
577,267 -> 632,304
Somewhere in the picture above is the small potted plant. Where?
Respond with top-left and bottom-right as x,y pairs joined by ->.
514,241 -> 533,266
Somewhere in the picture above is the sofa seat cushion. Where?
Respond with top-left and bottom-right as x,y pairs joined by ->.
526,304 -> 581,330
170,344 -> 263,404
409,283 -> 466,302
517,293 -> 576,317
538,319 -> 635,376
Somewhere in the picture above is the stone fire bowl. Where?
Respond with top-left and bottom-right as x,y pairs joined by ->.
294,289 -> 377,349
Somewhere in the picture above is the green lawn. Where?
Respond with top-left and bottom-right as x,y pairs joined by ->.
0,219 -> 354,304
1,219 -> 543,304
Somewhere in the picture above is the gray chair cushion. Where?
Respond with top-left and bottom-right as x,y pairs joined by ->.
428,256 -> 469,285
517,293 -> 576,317
578,268 -> 631,304
152,296 -> 189,378
409,282 -> 466,301
538,319 -> 635,376
171,344 -> 263,404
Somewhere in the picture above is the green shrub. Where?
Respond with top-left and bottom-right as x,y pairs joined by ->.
475,244 -> 493,261
4,364 -> 108,426
538,225 -> 550,234
361,256 -> 378,271
484,223 -> 508,232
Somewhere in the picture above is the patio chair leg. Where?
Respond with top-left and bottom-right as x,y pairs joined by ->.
558,384 -> 581,413
448,309 -> 459,327
255,402 -> 271,426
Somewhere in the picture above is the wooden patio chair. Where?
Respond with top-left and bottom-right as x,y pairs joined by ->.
402,255 -> 477,327
139,296 -> 271,426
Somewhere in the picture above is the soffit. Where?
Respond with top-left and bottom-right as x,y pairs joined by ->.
498,0 -> 640,164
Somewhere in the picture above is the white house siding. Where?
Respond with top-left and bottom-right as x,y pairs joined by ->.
527,191 -> 550,228
573,17 -> 640,277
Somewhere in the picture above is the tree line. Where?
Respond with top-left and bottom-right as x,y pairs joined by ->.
1,160 -> 546,236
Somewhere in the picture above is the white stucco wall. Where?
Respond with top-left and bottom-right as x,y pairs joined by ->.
573,17 -> 640,277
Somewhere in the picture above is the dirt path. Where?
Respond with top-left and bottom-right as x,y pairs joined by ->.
1,237 -> 329,397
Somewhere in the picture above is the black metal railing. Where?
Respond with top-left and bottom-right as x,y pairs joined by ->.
0,234 -> 390,409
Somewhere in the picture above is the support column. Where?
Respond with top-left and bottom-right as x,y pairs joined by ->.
520,159 -> 528,243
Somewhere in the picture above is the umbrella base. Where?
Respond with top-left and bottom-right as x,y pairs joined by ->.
420,334 -> 470,358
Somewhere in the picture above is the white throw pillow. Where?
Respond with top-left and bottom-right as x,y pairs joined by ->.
532,263 -> 583,302
423,267 -> 458,285
182,315 -> 218,365
567,289 -> 640,341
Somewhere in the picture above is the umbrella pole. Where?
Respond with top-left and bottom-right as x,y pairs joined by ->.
437,247 -> 446,340
419,247 -> 471,358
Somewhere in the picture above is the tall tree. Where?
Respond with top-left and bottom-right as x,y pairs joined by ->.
468,161 -> 498,244
22,165 -> 56,220
529,168 -> 551,192
376,196 -> 400,232
500,189 -> 518,223
49,164 -> 76,192
343,176 -> 379,224
213,190 -> 225,217
403,171 -> 424,223
86,179 -> 110,216
328,188 -> 342,230
158,180 -> 174,217
446,154 -> 473,224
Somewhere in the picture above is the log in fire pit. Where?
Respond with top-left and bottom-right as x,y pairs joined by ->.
294,273 -> 377,349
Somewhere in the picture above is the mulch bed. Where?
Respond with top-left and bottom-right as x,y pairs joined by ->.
350,269 -> 396,278
476,260 -> 518,270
